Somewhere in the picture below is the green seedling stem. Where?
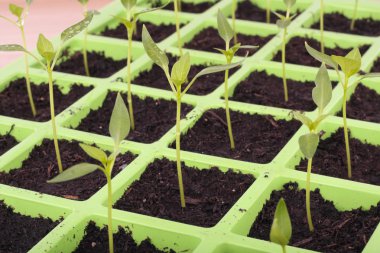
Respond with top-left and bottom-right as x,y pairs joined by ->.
174,0 -> 183,56
232,0 -> 238,44
320,0 -> 324,53
81,2 -> 91,76
350,0 -> 359,30
281,9 -> 290,102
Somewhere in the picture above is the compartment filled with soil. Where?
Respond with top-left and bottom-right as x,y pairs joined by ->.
0,139 -> 136,200
0,201 -> 59,253
0,128 -> 18,156
176,109 -> 301,163
0,78 -> 92,122
159,1 -> 217,13
74,221 -> 175,253
114,158 -> 254,227
272,37 -> 370,67
75,92 -> 193,143
249,183 -> 380,253
370,57 -> 380,72
296,128 -> 380,186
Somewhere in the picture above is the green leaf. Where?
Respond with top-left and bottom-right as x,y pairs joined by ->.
9,4 -> 24,18
109,93 -> 131,148
0,44 -> 27,52
171,52 -> 191,87
79,143 -> 108,167
305,42 -> 338,70
299,133 -> 319,159
61,11 -> 94,43
272,11 -> 285,20
276,19 -> 291,28
284,0 -> 296,8
121,0 -> 136,11
37,34 -> 55,62
142,25 -> 169,71
292,111 -> 312,128
331,56 -> 360,79
78,0 -> 89,4
217,10 -> 234,43
361,72 -> 380,79
313,63 -> 332,111
192,59 -> 243,81
135,0 -> 170,17
270,198 -> 292,247
47,163 -> 100,183
312,113 -> 330,129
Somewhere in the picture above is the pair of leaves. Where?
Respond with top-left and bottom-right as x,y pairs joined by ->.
9,4 -> 24,19
270,198 -> 292,247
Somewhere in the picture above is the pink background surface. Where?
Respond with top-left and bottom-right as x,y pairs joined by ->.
0,0 -> 112,67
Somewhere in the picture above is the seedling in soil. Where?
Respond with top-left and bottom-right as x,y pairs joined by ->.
48,93 -> 130,253
273,0 -> 297,102
319,0 -> 324,53
292,63 -> 332,231
350,0 -> 359,30
270,198 -> 292,253
142,25 -> 243,208
305,42 -> 380,180
78,0 -> 91,76
0,13 -> 95,173
0,0 -> 36,116
215,10 -> 257,149
114,0 -> 169,130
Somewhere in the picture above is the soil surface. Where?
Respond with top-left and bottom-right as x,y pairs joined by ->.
114,158 -> 254,227
311,13 -> 380,37
232,71 -> 324,111
184,27 -> 272,57
249,183 -> 380,253
161,1 -> 217,13
272,37 -> 370,67
0,127 -> 18,156
74,221 -> 175,253
100,21 -> 176,42
133,55 -> 238,95
337,84 -> 380,124
296,128 -> 380,186
75,92 -> 193,143
0,201 -> 59,253
0,139 -> 136,200
55,51 -> 126,78
0,78 -> 92,122
235,0 -> 299,23
370,57 -> 380,72
177,109 -> 301,163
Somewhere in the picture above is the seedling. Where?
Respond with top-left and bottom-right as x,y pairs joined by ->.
0,0 -> 36,116
350,0 -> 359,30
320,0 -> 324,53
114,0 -> 169,131
215,10 -> 257,149
305,42 -> 380,180
142,25 -> 244,208
0,13 -> 95,174
78,0 -> 91,76
270,198 -> 292,253
266,0 -> 272,23
293,63 -> 333,231
174,0 -> 183,56
232,0 -> 237,43
48,93 -> 130,253
273,0 -> 297,102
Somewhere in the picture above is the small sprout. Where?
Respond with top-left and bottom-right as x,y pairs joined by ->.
174,0 -> 183,56
305,42 -> 380,180
215,10 -> 258,150
232,0 -> 238,43
292,63 -> 332,232
142,25 -> 244,208
266,0 -> 272,23
350,0 -> 359,30
270,198 -> 292,253
274,0 -> 297,102
78,0 -> 91,76
320,0 -> 324,53
48,93 -> 130,253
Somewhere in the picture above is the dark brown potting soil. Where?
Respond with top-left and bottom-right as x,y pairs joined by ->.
337,84 -> 380,124
176,109 -> 301,163
296,128 -> 380,186
0,78 -> 92,122
184,27 -> 272,57
370,57 -> 380,72
232,71 -> 324,111
75,92 -> 193,143
161,1 -> 216,13
0,201 -> 59,253
74,221 -> 175,253
100,21 -> 176,42
55,51 -> 126,78
114,158 -> 254,227
0,127 -> 18,156
311,13 -> 380,37
133,55 -> 238,95
0,140 -> 136,200
249,183 -> 380,253
272,37 -> 370,67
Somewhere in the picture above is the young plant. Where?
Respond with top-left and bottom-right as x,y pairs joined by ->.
350,0 -> 359,30
292,63 -> 332,232
320,0 -> 324,53
0,0 -> 36,116
0,13 -> 95,174
232,0 -> 238,44
270,198 -> 292,253
266,0 -> 272,23
142,25 -> 244,208
115,0 -> 169,131
215,10 -> 258,149
305,42 -> 380,179
174,0 -> 183,56
48,93 -> 130,253
78,0 -> 91,76
273,0 -> 297,102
